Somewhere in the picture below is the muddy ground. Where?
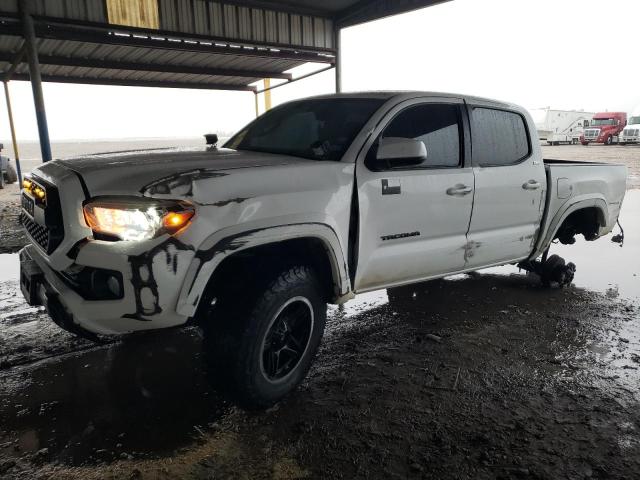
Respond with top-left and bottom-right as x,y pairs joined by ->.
0,144 -> 639,479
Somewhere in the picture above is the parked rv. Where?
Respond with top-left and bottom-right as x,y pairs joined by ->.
530,108 -> 594,145
620,114 -> 640,145
581,112 -> 627,145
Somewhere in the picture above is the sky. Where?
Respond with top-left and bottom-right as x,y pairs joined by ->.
1,0 -> 640,142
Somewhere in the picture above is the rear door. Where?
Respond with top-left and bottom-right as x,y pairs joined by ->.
465,105 -> 546,268
354,98 -> 474,292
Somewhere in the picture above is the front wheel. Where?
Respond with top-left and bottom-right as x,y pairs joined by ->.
203,265 -> 326,409
605,135 -> 613,145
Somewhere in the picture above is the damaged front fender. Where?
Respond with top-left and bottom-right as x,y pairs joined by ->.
175,223 -> 352,317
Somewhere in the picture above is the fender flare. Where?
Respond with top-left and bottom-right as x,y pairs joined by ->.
531,197 -> 609,259
176,223 -> 352,317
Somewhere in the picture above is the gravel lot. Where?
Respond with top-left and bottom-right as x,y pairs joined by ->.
0,141 -> 638,479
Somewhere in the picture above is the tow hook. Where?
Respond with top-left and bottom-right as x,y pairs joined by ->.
611,220 -> 624,247
518,251 -> 576,288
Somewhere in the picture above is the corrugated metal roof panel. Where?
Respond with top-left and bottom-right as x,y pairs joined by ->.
0,0 -> 448,91
2,32 -> 303,91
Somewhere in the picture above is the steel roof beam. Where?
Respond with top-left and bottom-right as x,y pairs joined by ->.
0,14 -> 335,64
39,25 -> 333,64
9,73 -> 258,91
0,53 -> 294,80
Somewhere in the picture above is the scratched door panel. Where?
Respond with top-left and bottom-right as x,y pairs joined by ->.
355,168 -> 474,291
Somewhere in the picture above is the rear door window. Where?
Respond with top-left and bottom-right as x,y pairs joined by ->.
470,108 -> 530,167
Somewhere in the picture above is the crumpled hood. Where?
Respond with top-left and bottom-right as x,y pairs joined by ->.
52,147 -> 311,196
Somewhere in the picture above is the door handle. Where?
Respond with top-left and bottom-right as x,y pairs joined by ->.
446,184 -> 473,196
522,180 -> 541,190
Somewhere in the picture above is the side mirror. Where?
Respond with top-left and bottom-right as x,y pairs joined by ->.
204,133 -> 219,147
376,137 -> 427,167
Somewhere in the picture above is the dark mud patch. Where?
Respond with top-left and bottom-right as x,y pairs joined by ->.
0,329 -> 229,471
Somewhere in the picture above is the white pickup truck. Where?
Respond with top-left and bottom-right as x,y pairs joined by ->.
19,92 -> 627,408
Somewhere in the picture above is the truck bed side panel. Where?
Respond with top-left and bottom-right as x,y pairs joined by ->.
531,160 -> 627,258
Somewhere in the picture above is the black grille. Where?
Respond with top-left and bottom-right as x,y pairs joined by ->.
20,177 -> 65,254
21,213 -> 50,250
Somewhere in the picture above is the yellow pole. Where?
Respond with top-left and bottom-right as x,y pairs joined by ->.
3,81 -> 23,184
264,78 -> 271,111
254,91 -> 259,118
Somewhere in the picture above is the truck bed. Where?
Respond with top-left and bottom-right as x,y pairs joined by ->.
530,159 -> 628,258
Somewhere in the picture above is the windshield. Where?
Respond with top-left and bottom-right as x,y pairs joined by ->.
628,116 -> 640,125
590,118 -> 616,126
224,98 -> 385,161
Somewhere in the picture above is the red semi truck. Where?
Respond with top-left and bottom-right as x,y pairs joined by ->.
580,112 -> 627,145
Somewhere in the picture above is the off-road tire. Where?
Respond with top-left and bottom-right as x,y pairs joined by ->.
203,265 -> 326,409
540,254 -> 575,287
4,163 -> 17,184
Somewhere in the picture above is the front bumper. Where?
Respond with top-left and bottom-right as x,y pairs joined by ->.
20,247 -> 102,341
19,240 -> 194,336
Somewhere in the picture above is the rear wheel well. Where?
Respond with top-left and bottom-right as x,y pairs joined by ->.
196,238 -> 337,321
554,207 -> 604,244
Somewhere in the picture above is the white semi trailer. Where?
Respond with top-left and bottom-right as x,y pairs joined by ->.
530,108 -> 595,145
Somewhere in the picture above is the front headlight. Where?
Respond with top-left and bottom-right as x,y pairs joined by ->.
83,197 -> 194,241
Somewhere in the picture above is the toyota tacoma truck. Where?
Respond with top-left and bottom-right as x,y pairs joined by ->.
19,92 -> 627,408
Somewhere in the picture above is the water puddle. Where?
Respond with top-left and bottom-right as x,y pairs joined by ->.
0,253 -> 42,320
481,189 -> 640,302
0,253 -> 20,279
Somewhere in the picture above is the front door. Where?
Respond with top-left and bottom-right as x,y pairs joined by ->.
354,99 -> 474,292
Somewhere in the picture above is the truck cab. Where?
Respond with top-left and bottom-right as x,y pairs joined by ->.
620,115 -> 640,145
581,112 -> 627,145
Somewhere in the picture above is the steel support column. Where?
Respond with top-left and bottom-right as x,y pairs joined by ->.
335,28 -> 342,93
3,81 -> 23,185
19,0 -> 52,163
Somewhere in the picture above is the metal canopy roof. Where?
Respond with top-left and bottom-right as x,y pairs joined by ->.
0,0 -> 449,167
0,0 -> 447,91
